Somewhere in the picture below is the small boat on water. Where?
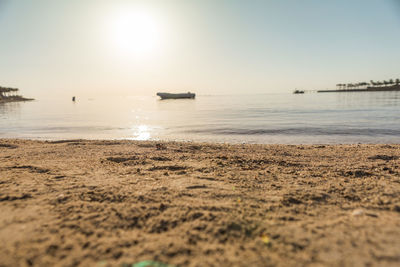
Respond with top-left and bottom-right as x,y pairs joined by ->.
157,92 -> 195,100
293,89 -> 305,94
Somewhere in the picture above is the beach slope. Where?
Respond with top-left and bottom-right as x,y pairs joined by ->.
0,140 -> 399,266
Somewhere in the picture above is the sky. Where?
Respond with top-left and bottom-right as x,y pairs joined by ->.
0,0 -> 400,98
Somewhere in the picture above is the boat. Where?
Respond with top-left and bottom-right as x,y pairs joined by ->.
157,92 -> 195,100
293,89 -> 305,94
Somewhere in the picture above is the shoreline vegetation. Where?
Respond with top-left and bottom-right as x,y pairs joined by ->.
294,78 -> 400,94
0,139 -> 399,266
335,78 -> 400,91
0,86 -> 33,103
318,83 -> 400,93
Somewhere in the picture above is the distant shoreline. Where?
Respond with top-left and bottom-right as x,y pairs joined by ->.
0,86 -> 34,103
318,84 -> 400,93
0,96 -> 34,104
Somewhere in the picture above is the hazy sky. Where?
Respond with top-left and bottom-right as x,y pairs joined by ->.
0,0 -> 399,97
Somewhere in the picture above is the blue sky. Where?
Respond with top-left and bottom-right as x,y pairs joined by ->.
0,0 -> 399,97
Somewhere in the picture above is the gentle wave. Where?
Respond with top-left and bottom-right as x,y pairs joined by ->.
184,127 -> 400,136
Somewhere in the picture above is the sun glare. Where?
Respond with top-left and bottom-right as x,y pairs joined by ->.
109,8 -> 162,59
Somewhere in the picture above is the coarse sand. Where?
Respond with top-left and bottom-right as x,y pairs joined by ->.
0,139 -> 399,266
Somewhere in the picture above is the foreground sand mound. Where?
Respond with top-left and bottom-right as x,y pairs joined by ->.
0,140 -> 399,266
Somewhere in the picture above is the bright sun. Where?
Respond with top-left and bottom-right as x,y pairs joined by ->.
109,8 -> 162,59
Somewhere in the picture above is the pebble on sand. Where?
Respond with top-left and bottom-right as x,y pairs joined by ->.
351,209 -> 364,216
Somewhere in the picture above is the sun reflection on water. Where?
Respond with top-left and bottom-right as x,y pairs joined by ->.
132,125 -> 151,140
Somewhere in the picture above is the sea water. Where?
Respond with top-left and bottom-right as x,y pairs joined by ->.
1,92 -> 400,144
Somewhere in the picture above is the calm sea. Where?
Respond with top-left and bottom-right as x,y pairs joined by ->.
1,92 -> 400,144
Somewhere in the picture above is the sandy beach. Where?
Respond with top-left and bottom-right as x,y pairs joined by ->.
0,139 -> 399,266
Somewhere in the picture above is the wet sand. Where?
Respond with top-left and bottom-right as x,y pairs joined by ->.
0,139 -> 399,266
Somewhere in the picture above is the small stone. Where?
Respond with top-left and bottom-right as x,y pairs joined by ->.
56,194 -> 68,203
260,235 -> 270,245
351,209 -> 364,216
393,205 -> 400,212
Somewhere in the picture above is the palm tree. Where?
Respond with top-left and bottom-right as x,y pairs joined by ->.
396,79 -> 400,85
389,79 -> 394,86
370,80 -> 375,87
